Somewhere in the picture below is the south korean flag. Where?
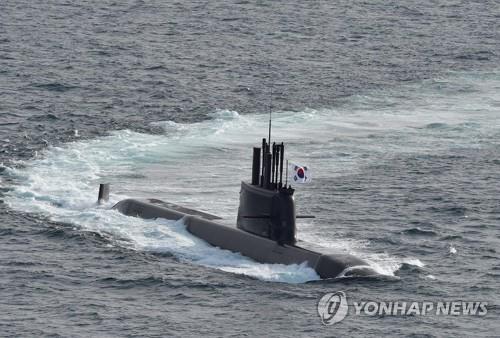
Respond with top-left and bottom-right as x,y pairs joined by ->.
289,162 -> 312,184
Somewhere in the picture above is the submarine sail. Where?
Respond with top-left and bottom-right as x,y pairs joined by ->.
237,139 -> 296,245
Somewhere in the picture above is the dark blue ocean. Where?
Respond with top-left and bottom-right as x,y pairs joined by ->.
1,1 -> 499,336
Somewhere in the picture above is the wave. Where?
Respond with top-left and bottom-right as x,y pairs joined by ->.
32,82 -> 79,92
402,227 -> 438,236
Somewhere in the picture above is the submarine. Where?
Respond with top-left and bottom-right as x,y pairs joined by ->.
100,136 -> 375,279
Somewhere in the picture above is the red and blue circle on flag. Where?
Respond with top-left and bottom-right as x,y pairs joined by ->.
297,167 -> 305,179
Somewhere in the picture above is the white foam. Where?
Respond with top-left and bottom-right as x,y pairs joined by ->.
297,232 -> 424,277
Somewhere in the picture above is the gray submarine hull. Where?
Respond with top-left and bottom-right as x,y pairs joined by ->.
112,198 -> 369,279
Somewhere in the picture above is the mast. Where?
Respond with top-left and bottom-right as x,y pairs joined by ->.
268,85 -> 272,145
251,81 -> 291,191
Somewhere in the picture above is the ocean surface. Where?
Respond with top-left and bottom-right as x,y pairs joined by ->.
1,0 -> 499,336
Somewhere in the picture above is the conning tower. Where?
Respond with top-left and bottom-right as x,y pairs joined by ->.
237,139 -> 296,245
